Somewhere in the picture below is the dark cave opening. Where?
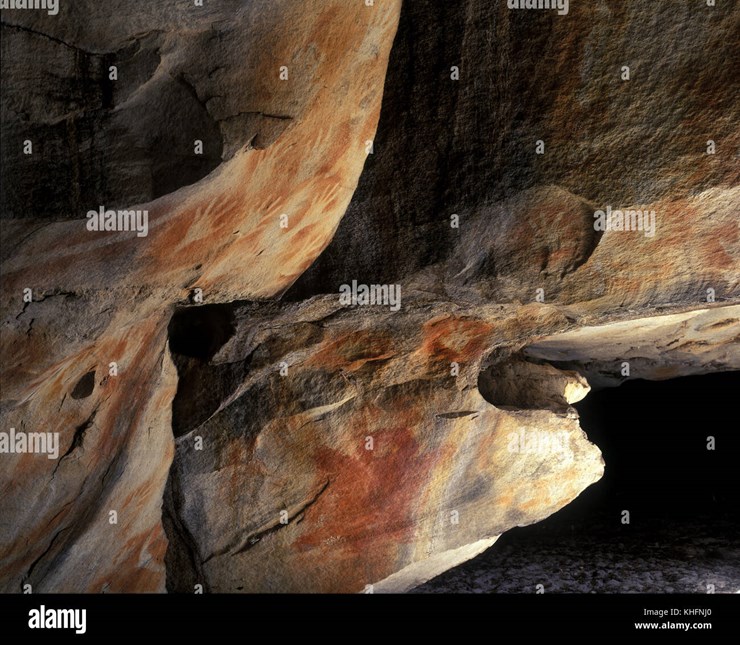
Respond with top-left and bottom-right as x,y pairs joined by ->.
416,371 -> 740,593
563,371 -> 738,521
168,303 -> 235,362
167,303 -> 238,438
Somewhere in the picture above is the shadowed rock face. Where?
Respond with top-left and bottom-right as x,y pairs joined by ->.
288,0 -> 739,295
1,0 -> 738,593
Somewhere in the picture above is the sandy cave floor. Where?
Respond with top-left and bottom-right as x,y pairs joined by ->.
413,513 -> 740,594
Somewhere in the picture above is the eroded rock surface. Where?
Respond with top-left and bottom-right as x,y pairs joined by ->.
1,0 -> 402,592
165,298 -> 605,592
1,0 -> 738,593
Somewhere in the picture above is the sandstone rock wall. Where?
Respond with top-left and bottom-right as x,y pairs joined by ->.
1,0 -> 737,593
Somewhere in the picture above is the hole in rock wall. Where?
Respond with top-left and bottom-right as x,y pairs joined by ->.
168,303 -> 235,362
477,357 -> 587,412
167,303 -> 238,438
70,370 -> 96,399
